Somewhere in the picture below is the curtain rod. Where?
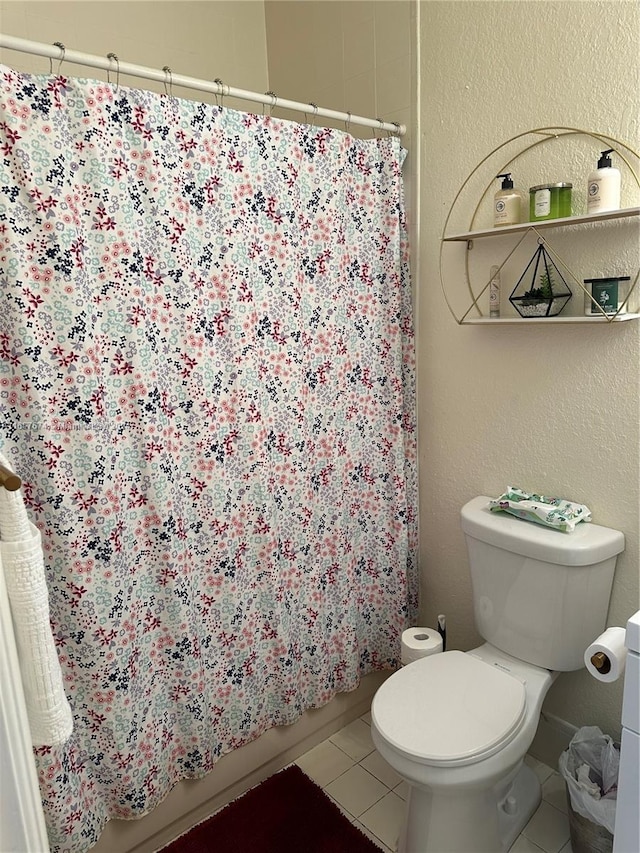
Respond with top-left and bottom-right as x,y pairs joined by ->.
0,462 -> 22,491
0,34 -> 405,136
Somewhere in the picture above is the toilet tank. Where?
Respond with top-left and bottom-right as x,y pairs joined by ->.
461,496 -> 625,671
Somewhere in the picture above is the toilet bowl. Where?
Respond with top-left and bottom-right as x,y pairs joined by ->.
371,644 -> 556,852
370,495 -> 625,853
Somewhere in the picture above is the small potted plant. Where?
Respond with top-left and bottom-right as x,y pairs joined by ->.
510,244 -> 572,317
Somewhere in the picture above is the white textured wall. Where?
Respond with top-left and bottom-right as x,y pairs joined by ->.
0,1 -> 269,110
264,0 -> 412,138
419,0 -> 639,743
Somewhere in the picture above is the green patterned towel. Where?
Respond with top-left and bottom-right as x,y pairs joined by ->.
488,486 -> 592,533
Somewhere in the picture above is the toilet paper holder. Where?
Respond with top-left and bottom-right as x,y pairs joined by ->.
590,651 -> 611,674
585,626 -> 627,684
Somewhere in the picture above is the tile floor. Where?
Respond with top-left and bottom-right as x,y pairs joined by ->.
294,711 -> 574,853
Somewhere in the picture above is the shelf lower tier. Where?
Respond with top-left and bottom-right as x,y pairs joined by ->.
462,314 -> 640,325
444,207 -> 640,241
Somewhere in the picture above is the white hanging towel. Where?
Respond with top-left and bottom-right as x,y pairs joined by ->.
0,453 -> 73,746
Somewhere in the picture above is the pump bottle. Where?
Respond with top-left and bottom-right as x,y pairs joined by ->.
587,149 -> 621,214
494,173 -> 524,227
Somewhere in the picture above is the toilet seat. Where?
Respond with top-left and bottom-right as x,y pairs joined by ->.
372,651 -> 527,768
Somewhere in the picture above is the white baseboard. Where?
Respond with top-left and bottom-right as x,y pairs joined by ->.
529,711 -> 578,771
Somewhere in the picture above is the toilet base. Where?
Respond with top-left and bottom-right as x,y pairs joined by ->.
498,762 -> 541,851
397,762 -> 541,853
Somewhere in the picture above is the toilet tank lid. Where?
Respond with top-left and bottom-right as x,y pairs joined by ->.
461,496 -> 625,566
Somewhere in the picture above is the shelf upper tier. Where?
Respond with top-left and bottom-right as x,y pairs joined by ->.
443,206 -> 640,242
461,314 -> 640,325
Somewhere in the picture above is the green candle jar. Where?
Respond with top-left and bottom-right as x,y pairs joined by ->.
583,276 -> 631,316
529,183 -> 573,221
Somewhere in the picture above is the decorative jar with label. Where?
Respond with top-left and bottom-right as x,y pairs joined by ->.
529,183 -> 573,221
583,276 -> 631,316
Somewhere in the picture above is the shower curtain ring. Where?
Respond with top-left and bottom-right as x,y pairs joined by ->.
50,41 -> 65,75
373,117 -> 384,138
162,65 -> 173,98
345,111 -> 352,134
264,91 -> 277,117
106,52 -> 120,91
305,102 -> 318,125
214,78 -> 224,108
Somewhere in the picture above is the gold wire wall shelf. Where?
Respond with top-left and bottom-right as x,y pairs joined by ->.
439,127 -> 640,325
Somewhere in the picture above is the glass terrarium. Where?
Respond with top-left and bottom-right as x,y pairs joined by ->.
509,243 -> 572,318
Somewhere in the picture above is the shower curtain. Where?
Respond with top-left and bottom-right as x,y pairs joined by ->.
0,64 -> 417,852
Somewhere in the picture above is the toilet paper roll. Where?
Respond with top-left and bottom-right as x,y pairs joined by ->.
401,628 -> 443,665
584,627 -> 627,683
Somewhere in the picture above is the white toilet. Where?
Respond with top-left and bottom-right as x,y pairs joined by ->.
371,495 -> 625,853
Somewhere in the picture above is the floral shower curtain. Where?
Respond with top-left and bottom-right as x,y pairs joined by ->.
0,65 -> 417,852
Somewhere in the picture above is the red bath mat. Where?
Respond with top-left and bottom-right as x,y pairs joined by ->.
160,764 -> 383,852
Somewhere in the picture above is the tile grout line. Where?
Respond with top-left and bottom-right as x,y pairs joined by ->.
326,791 -> 392,853
325,762 -> 395,818
320,737 -> 400,827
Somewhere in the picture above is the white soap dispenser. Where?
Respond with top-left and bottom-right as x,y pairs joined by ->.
494,173 -> 524,227
587,149 -> 621,214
